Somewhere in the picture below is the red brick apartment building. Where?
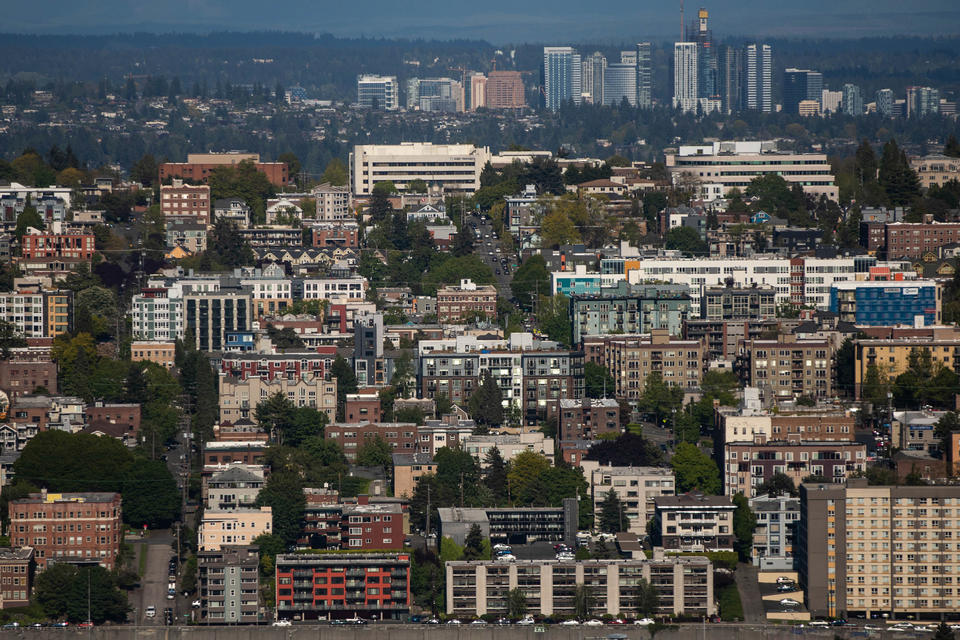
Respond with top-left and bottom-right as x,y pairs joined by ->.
159,153 -> 288,188
9,491 -> 122,570
20,231 -> 95,261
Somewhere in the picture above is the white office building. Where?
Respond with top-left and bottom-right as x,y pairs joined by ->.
350,143 -> 491,196
673,42 -> 698,113
356,75 -> 398,110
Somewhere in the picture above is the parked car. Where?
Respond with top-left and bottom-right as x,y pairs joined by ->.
634,618 -> 655,626
145,606 -> 156,618
272,620 -> 292,627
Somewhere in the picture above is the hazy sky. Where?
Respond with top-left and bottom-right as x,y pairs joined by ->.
6,0 -> 960,42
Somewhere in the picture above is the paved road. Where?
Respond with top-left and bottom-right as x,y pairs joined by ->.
734,562 -> 765,624
466,213 -> 516,298
134,531 -> 175,625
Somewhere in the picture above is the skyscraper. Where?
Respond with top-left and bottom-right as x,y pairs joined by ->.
636,42 -> 652,109
356,75 -> 398,111
485,72 -> 526,110
906,86 -> 940,117
604,63 -> 637,107
842,83 -> 863,116
721,45 -> 742,114
469,73 -> 486,111
690,8 -> 719,101
581,51 -> 606,105
673,42 -> 698,113
543,47 -> 582,111
783,69 -> 822,114
744,44 -> 772,113
875,88 -> 894,117
406,77 -> 463,112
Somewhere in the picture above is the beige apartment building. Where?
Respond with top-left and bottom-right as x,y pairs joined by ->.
909,154 -> 960,190
198,507 -> 273,551
854,331 -> 960,399
665,140 -> 838,202
218,373 -> 337,424
653,492 -> 736,553
599,332 -> 706,401
741,338 -> 833,401
724,441 -> 866,497
446,553 -> 714,618
160,179 -> 211,224
799,480 -> 960,621
582,462 -> 676,535
436,279 -> 497,323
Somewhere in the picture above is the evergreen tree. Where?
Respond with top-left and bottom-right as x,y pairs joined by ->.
507,588 -> 528,618
468,370 -> 504,429
483,447 -> 509,504
330,356 -> 358,421
598,488 -> 625,533
733,492 -> 757,562
944,135 -> 960,159
463,524 -> 485,560
123,362 -> 148,404
878,139 -> 920,206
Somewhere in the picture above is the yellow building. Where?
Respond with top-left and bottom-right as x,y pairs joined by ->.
131,340 -> 177,370
854,328 -> 960,398
392,453 -> 437,499
198,506 -> 273,551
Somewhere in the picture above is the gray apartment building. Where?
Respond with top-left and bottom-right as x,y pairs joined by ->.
700,283 -> 777,321
446,551 -> 714,618
653,492 -> 736,553
569,282 -> 691,345
798,480 -> 960,621
198,546 -> 260,624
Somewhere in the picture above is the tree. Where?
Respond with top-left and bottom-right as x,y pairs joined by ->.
755,472 -> 797,497
330,355 -> 358,421
463,523 -> 485,560
732,492 -> 756,562
0,319 -> 27,358
256,392 -> 296,443
266,325 -> 305,350
584,433 -> 662,467
507,588 -> 528,618
670,442 -> 721,495
208,217 -> 254,268
945,136 -> 960,159
665,226 -> 707,256
934,412 -> 960,463
130,154 -> 158,187
484,447 -> 509,504
574,583 -> 594,619
878,139 -> 920,207
598,489 -> 625,533
123,459 -> 181,529
278,152 -> 301,182
468,370 -> 504,429
637,578 -> 659,617
507,451 -> 552,505
538,294 -> 572,347
256,471 -> 305,547
540,208 -> 580,249
639,371 -> 684,427
33,564 -> 128,623
75,285 -> 118,341
933,622 -> 955,640
14,198 -> 44,245
452,225 -> 474,257
511,255 -> 550,310
208,159 -> 276,222
356,435 -> 393,468
584,362 -> 615,399
320,158 -> 348,186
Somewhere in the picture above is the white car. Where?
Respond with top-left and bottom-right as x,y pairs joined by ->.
864,626 -> 883,631
495,554 -> 516,562
446,619 -> 462,625
145,606 -> 156,618
560,619 -> 580,626
272,620 -> 291,627
492,544 -> 511,551
516,617 -> 535,626
192,600 -> 201,609
470,619 -> 488,626
634,618 -> 655,626
584,619 -> 604,627
779,598 -> 801,606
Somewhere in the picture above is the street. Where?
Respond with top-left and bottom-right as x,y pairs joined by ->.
133,531 -> 175,626
466,213 -> 516,298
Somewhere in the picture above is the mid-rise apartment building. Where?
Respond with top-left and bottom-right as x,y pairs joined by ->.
653,492 -> 735,552
569,282 -> 691,345
197,546 -> 259,625
0,547 -> 34,609
438,499 -> 578,546
436,279 -> 497,323
275,552 -> 410,621
446,553 -> 714,618
740,337 -> 832,401
218,373 -> 337,424
701,283 -> 776,321
683,318 -> 779,361
20,229 -> 95,261
356,75 -> 399,111
750,495 -> 799,571
724,441 -> 866,496
184,287 -> 253,352
830,280 -> 941,327
554,398 -> 620,440
798,480 -> 960,621
885,221 -> 960,259
350,143 -> 491,196
159,152 -> 289,188
311,183 -> 353,220
909,155 -> 960,190
853,329 -> 960,399
9,491 -> 122,571
665,140 -> 837,202
220,350 -> 334,382
584,463 -> 675,535
485,71 -> 526,109
583,331 -> 706,401
0,289 -> 73,339
198,507 -> 273,551
160,179 -> 211,224
301,495 -> 406,551
203,465 -> 266,511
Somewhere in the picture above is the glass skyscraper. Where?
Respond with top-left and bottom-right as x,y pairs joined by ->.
543,47 -> 582,111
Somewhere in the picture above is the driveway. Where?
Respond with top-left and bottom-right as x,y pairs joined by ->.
735,562 -> 765,623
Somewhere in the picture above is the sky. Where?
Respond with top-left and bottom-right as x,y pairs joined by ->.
5,0 -> 960,42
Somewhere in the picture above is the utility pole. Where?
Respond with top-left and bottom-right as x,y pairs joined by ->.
460,472 -> 464,508
425,484 -> 431,549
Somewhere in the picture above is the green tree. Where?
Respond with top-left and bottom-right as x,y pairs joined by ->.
14,198 -> 44,245
598,488 -> 625,533
755,472 -> 797,497
670,442 -> 721,495
208,159 -> 276,222
933,622 -> 955,640
0,319 -> 27,358
356,435 -> 393,468
584,361 -> 615,399
123,459 -> 181,529
861,364 -> 890,408
637,578 -> 659,617
665,226 -> 707,256
511,255 -> 550,311
330,355 -> 358,421
945,136 -> 960,159
130,153 -> 158,187
878,139 -> 921,207
483,447 -> 509,504
574,583 -> 594,619
208,217 -> 254,268
540,208 -> 580,249
320,158 -> 349,186
33,564 -> 129,623
732,493 -> 756,562
256,392 -> 296,443
507,588 -> 528,618
538,294 -> 572,347
934,412 -> 960,463
255,471 -> 305,548
468,370 -> 504,429
463,523 -> 485,560
639,371 -> 683,427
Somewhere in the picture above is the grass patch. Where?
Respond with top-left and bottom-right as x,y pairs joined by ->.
717,583 -> 743,621
138,544 -> 148,577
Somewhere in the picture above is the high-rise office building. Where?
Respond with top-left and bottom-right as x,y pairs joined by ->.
842,83 -> 863,116
485,71 -> 526,109
469,73 -> 486,111
783,69 -> 823,113
636,42 -> 652,108
689,8 -> 719,101
906,86 -> 940,117
581,51 -> 606,105
722,45 -> 742,114
406,77 -> 463,112
356,74 -> 398,110
543,47 -> 582,111
744,44 -> 773,113
673,42 -> 698,113
603,63 -> 638,107
875,88 -> 894,117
